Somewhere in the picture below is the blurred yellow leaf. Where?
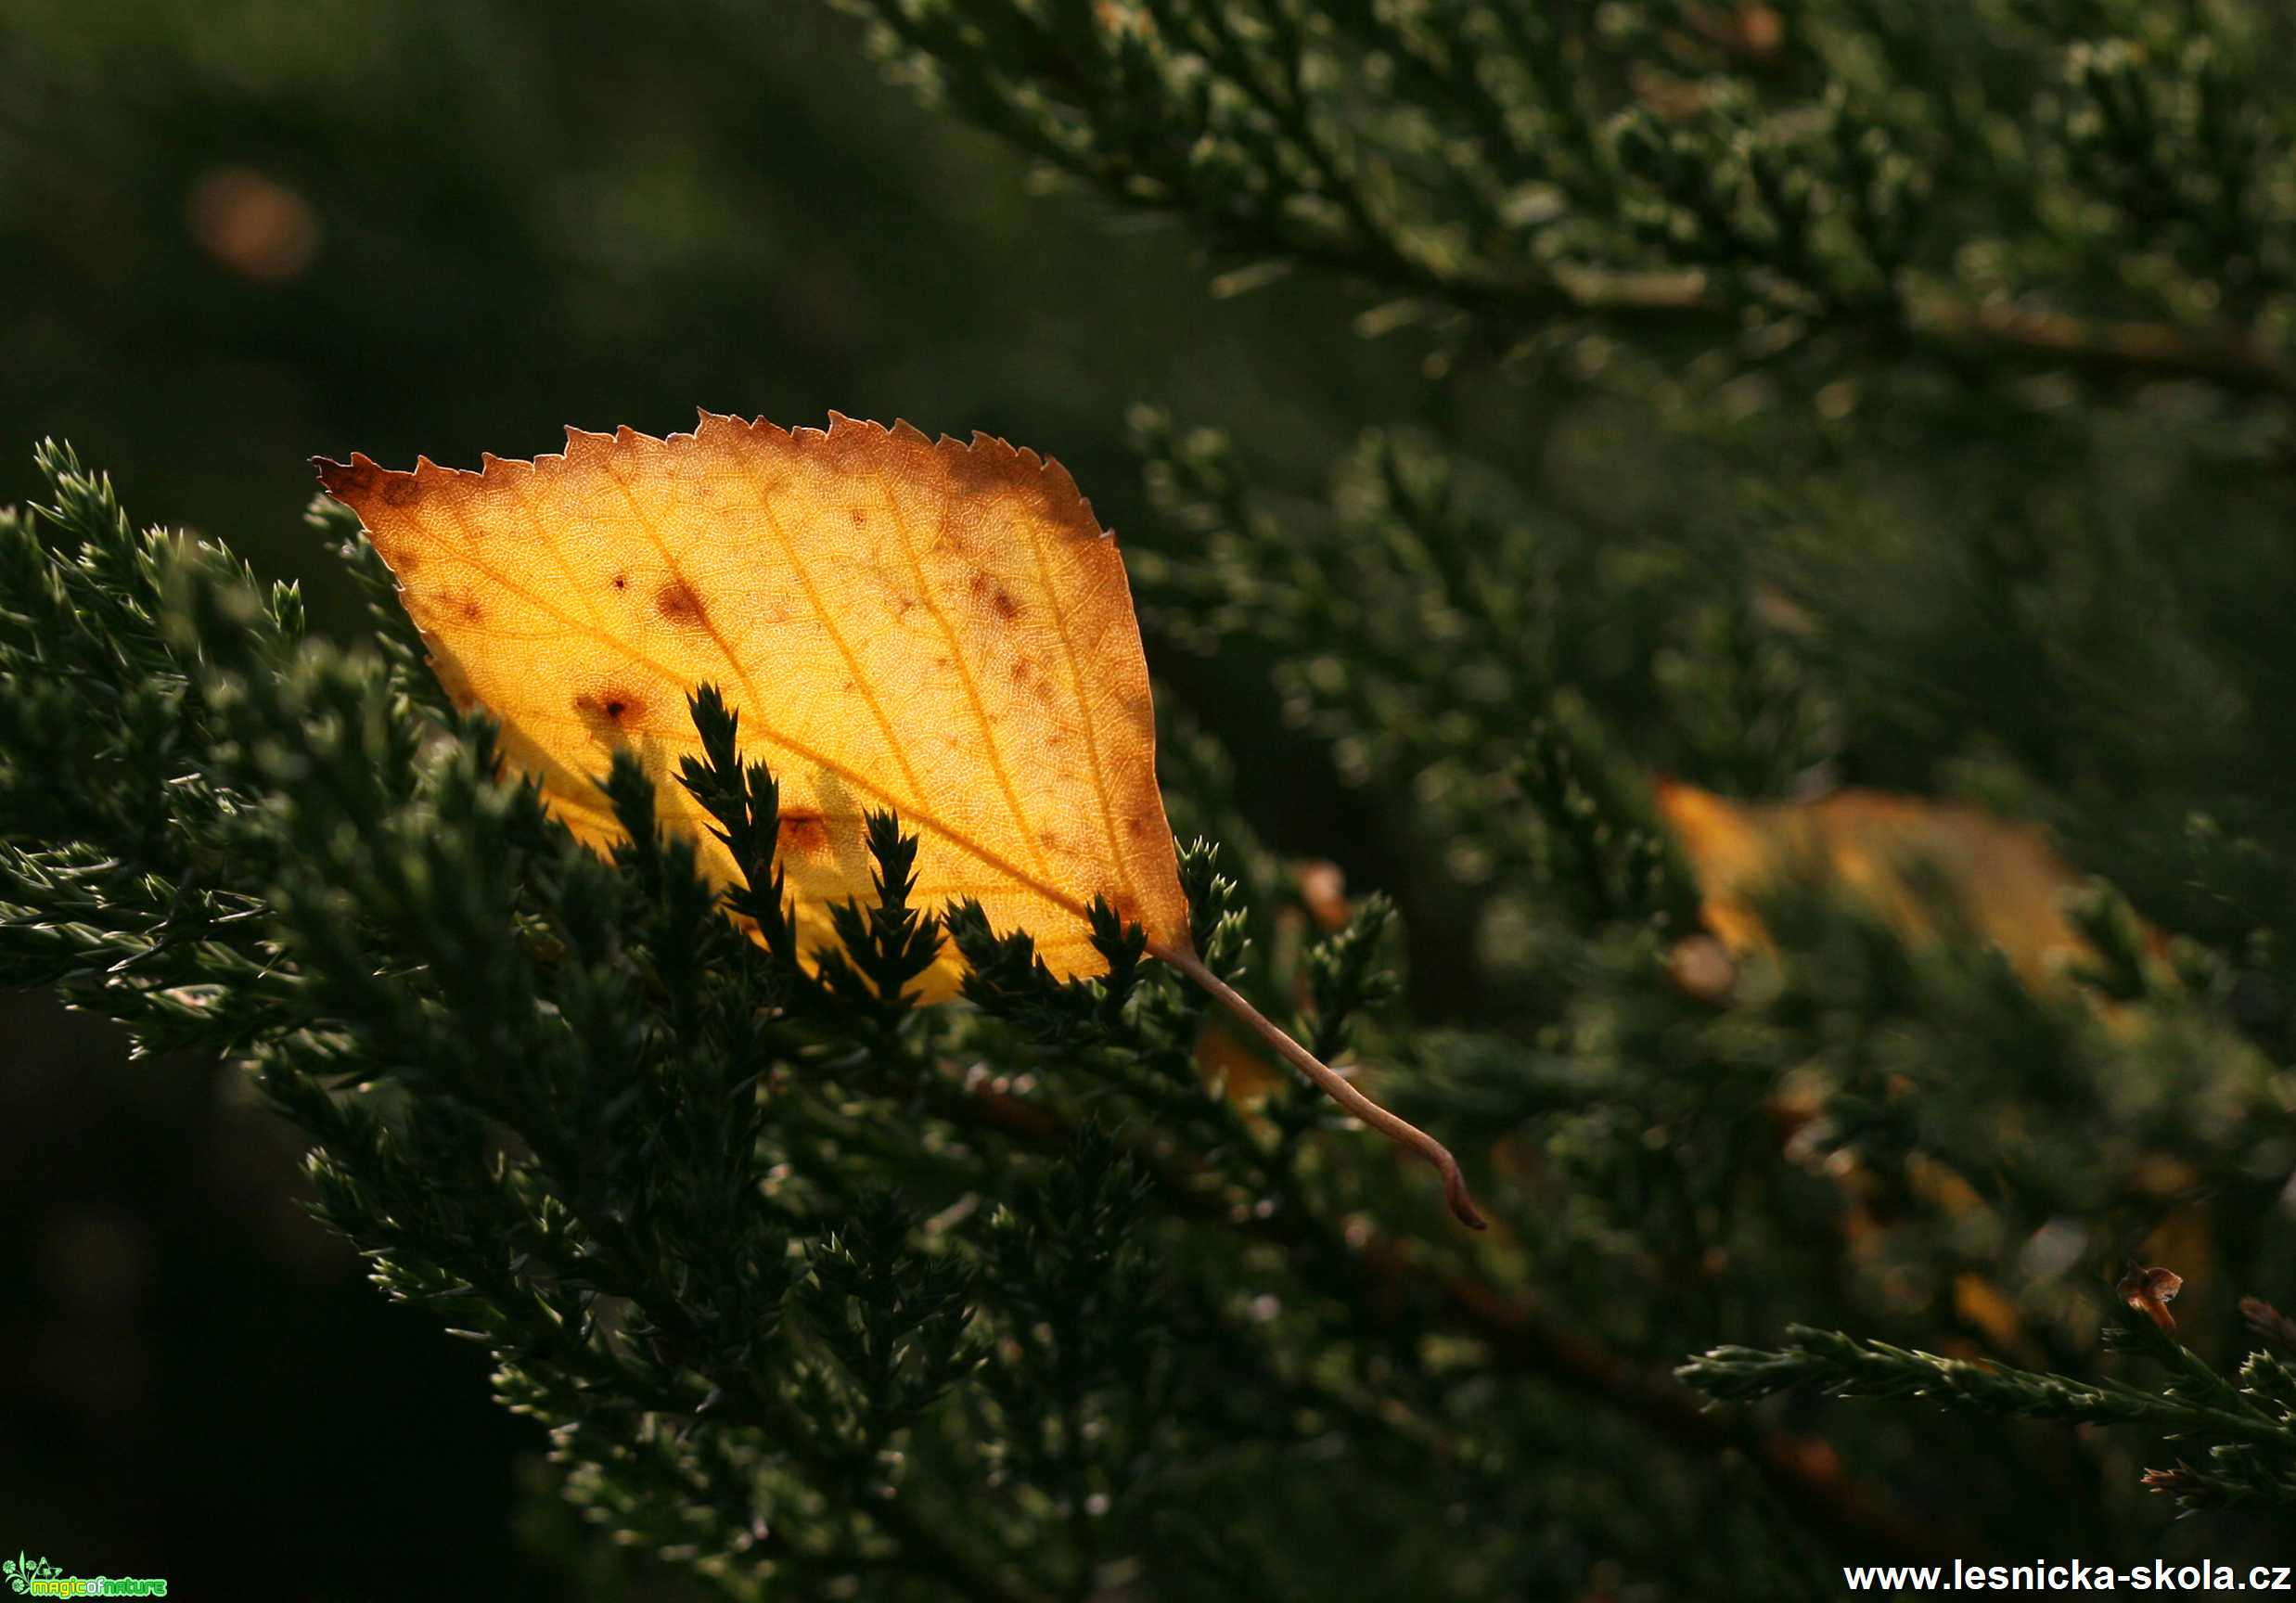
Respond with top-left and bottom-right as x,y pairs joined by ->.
319,412 -> 1188,1001
1653,779 -> 2093,984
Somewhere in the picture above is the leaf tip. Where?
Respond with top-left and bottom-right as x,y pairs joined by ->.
313,451 -> 379,501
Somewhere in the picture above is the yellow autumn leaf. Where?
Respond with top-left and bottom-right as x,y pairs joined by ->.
1652,778 -> 2095,983
319,412 -> 1186,1000
1658,780 -> 2137,1354
318,411 -> 1483,1227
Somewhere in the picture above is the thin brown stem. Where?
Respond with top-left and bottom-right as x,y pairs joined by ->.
1149,939 -> 1487,1229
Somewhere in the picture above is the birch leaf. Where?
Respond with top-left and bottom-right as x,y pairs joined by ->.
318,412 -> 1186,1001
318,412 -> 1482,1227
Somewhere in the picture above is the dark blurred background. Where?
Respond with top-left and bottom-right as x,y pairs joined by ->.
0,1 -> 1458,1593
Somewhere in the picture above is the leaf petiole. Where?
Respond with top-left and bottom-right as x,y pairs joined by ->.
1150,940 -> 1487,1230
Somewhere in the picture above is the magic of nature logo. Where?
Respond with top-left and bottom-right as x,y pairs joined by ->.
3,1551 -> 167,1597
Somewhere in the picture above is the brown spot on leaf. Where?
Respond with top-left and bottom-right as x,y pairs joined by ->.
655,580 -> 709,628
611,572 -> 629,591
778,809 -> 831,854
379,477 -> 420,507
966,570 -> 1020,618
573,686 -> 648,737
